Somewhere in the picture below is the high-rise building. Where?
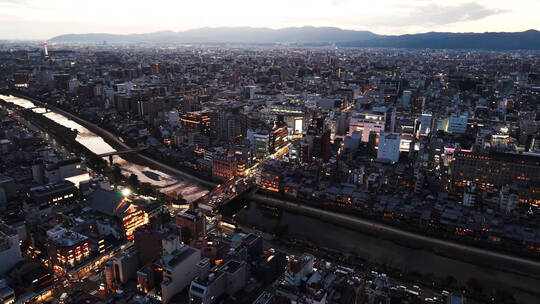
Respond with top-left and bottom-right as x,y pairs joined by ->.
270,120 -> 289,153
401,90 -> 411,107
182,111 -> 211,136
377,132 -> 402,164
447,113 -> 468,134
247,129 -> 270,160
105,251 -> 138,292
160,240 -> 200,304
176,209 -> 206,243
418,113 -> 433,137
189,259 -> 247,304
42,41 -> 48,57
450,152 -> 540,197
134,228 -> 165,266
212,150 -> 237,181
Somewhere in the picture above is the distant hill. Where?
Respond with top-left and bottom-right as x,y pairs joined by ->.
50,27 -> 540,50
50,26 -> 380,44
338,30 -> 540,50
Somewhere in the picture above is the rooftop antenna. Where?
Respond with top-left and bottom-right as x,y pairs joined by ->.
43,41 -> 49,57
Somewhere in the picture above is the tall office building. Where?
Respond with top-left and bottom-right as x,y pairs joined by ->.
377,132 -> 402,164
447,113 -> 468,134
401,90 -> 411,108
450,152 -> 540,190
212,150 -> 237,181
247,129 -> 270,160
105,251 -> 138,292
160,238 -> 200,304
418,113 -> 433,136
176,209 -> 206,243
182,111 -> 211,136
270,119 -> 289,153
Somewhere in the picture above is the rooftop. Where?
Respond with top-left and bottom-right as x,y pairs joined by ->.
221,260 -> 242,274
166,247 -> 198,268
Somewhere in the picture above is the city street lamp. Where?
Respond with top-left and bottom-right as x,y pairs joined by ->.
121,188 -> 131,197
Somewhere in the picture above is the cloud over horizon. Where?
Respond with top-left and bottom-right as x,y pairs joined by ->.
0,0 -> 536,40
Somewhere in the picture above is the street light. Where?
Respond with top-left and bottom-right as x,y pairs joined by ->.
121,188 -> 131,197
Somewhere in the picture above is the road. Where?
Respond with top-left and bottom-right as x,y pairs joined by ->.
249,193 -> 540,274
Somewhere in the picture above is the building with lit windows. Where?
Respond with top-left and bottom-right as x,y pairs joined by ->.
189,259 -> 247,304
247,129 -> 270,160
270,121 -> 289,153
28,181 -> 77,209
260,169 -> 282,193
182,111 -> 211,136
451,152 -> 540,186
87,189 -> 154,240
447,113 -> 468,134
46,226 -> 90,270
418,113 -> 432,136
212,150 -> 237,181
450,152 -> 540,202
349,110 -> 386,142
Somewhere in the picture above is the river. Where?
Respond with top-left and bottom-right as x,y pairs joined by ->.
0,94 -> 208,202
225,199 -> 540,303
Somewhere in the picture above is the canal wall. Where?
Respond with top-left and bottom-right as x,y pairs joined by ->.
247,192 -> 540,283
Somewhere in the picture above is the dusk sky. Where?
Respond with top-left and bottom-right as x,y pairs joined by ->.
0,0 -> 539,40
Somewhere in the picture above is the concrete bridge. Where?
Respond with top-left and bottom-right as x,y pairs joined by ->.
96,146 -> 149,165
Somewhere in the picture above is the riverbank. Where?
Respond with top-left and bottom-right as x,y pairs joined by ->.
4,90 -> 216,189
245,192 -> 540,302
0,98 -> 109,171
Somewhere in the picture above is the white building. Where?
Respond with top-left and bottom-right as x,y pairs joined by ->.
418,113 -> 432,136
283,253 -> 314,287
499,185 -> 519,214
349,110 -> 386,142
447,113 -> 468,134
189,259 -> 247,304
401,90 -> 411,108
377,132 -> 401,164
167,110 -> 181,127
161,236 -> 200,303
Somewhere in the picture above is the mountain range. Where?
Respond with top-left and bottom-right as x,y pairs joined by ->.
50,26 -> 540,50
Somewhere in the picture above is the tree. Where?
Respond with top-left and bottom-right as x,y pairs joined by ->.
128,173 -> 140,189
112,165 -> 123,183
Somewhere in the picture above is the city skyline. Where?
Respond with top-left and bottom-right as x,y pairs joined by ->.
1,0 -> 539,40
